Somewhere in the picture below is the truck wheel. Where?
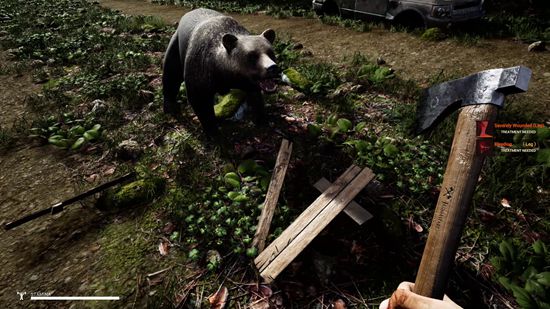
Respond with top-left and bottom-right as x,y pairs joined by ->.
394,10 -> 426,29
316,1 -> 339,16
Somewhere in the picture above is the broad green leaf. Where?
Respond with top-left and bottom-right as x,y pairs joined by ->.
354,121 -> 367,133
532,240 -> 547,255
83,130 -> 100,141
69,125 -> 85,136
337,118 -> 352,132
383,144 -> 399,157
246,247 -> 258,258
224,178 -> 240,189
536,272 -> 550,287
224,172 -> 240,182
498,276 -> 513,290
307,123 -> 322,137
188,249 -> 200,260
233,194 -> 248,202
510,285 -> 537,309
227,191 -> 240,200
238,159 -> 257,175
71,137 -> 86,150
522,266 -> 537,281
499,240 -> 516,262
326,114 -> 338,126
525,279 -> 545,297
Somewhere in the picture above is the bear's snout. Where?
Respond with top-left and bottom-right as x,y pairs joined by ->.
266,64 -> 280,78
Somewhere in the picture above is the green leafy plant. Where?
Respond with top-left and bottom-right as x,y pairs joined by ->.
491,240 -> 550,309
312,115 -> 447,195
163,160 -> 290,266
298,62 -> 341,95
421,28 -> 446,41
30,113 -> 102,150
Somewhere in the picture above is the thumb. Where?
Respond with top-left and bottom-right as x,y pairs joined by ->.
379,299 -> 389,309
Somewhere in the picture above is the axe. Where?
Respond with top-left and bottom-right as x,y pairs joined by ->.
413,66 -> 532,298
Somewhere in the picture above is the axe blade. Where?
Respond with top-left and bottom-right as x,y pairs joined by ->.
416,66 -> 532,134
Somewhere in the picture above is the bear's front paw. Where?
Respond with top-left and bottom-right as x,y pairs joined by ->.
163,100 -> 181,116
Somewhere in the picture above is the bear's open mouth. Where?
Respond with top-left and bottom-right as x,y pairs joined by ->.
259,79 -> 277,93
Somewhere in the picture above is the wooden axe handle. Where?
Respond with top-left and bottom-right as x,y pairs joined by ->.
414,104 -> 498,298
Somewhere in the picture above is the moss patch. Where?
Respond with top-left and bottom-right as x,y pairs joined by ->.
96,177 -> 165,210
282,67 -> 311,90
214,89 -> 247,119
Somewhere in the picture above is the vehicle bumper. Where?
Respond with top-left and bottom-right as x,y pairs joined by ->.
426,6 -> 484,27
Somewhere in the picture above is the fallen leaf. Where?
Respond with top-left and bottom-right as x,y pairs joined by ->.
333,299 -> 346,309
159,240 -> 170,256
103,166 -> 116,176
85,174 -> 99,183
147,274 -> 164,287
476,209 -> 496,222
249,285 -> 272,309
501,198 -> 511,208
407,216 -> 423,232
162,222 -> 176,235
249,285 -> 272,298
208,286 -> 228,309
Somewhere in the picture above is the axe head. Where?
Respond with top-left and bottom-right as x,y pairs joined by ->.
416,66 -> 532,133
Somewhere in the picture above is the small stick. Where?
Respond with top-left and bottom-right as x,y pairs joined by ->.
252,139 -> 293,253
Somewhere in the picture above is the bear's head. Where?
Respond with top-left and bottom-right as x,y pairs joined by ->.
222,29 -> 279,93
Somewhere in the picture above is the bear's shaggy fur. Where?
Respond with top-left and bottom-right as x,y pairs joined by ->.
162,8 -> 279,136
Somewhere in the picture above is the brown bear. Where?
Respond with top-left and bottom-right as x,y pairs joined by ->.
162,8 -> 279,136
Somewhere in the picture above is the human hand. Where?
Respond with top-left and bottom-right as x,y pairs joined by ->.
379,282 -> 462,309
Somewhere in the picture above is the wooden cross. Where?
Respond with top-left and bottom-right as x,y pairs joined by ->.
254,165 -> 375,283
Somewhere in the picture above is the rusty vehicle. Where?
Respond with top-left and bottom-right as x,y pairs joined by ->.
312,0 -> 485,27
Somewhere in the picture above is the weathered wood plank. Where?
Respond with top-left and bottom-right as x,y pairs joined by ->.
314,178 -> 373,225
254,165 -> 361,270
256,167 -> 375,283
252,139 -> 293,252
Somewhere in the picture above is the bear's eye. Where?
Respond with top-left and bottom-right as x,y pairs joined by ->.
247,52 -> 259,64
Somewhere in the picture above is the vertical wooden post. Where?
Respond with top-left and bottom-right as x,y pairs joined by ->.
252,139 -> 293,252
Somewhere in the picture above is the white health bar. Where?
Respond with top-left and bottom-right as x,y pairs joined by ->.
31,296 -> 119,301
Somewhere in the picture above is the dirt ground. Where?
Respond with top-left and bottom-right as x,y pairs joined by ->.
0,53 -> 127,308
100,0 -> 550,117
0,0 -> 549,307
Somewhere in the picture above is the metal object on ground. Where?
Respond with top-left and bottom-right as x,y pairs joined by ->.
3,172 -> 136,230
413,66 -> 531,298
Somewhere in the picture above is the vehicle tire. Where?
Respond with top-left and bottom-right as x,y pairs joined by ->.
394,10 -> 426,29
316,1 -> 339,16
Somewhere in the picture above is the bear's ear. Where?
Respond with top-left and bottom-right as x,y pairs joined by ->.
261,29 -> 276,44
222,34 -> 238,53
